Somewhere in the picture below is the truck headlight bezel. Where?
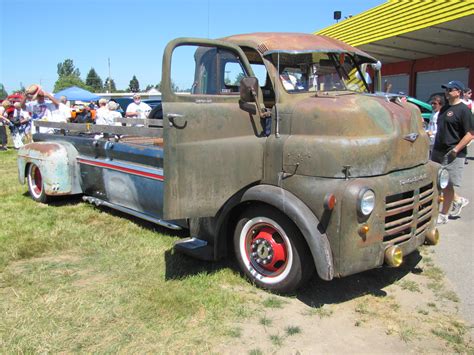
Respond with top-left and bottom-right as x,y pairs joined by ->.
438,168 -> 449,189
357,188 -> 376,217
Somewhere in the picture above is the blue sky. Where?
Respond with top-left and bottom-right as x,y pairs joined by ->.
1,0 -> 385,94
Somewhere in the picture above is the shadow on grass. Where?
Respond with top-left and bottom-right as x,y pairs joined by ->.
296,251 -> 423,307
21,192 -> 84,207
24,192 -> 189,238
94,204 -> 190,239
163,249 -> 235,281
163,242 -> 424,307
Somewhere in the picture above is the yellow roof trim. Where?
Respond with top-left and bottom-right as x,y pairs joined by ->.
315,0 -> 474,46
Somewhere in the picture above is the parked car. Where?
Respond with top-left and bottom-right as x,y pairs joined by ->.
406,96 -> 432,127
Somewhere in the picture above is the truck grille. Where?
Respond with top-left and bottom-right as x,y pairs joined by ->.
384,183 -> 434,244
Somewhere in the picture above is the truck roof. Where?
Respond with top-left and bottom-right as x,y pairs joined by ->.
221,32 -> 377,62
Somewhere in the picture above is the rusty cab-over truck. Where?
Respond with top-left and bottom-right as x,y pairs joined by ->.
18,33 -> 448,293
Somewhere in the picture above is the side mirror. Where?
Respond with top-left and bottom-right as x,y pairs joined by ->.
240,77 -> 259,103
371,61 -> 382,93
371,61 -> 382,71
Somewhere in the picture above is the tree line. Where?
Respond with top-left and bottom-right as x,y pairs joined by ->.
0,58 -> 175,99
54,58 -> 162,93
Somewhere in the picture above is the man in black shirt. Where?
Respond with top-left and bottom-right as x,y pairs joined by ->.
431,80 -> 474,224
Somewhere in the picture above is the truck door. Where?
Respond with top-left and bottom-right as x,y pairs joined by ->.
162,39 -> 266,219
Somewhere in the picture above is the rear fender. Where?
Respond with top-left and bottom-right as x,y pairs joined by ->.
17,141 -> 82,196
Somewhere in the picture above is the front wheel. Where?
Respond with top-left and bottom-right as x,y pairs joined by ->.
233,206 -> 314,293
27,163 -> 49,203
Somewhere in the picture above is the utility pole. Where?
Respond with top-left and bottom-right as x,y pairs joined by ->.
207,0 -> 210,38
108,57 -> 112,93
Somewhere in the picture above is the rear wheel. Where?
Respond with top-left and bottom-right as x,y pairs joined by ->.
233,206 -> 314,293
27,163 -> 49,203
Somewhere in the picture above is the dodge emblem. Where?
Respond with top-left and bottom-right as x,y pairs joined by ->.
403,133 -> 419,142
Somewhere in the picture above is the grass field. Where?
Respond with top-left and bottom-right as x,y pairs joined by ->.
0,148 -> 257,352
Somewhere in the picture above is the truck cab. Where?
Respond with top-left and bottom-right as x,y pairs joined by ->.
161,33 -> 445,292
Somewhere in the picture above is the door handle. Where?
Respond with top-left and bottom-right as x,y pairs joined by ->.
167,113 -> 187,129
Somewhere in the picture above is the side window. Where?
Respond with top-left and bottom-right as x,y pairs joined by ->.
250,63 -> 268,87
170,45 -> 248,95
223,62 -> 245,92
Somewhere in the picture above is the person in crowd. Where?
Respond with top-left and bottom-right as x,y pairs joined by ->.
20,85 -> 59,134
397,91 -> 408,103
10,102 -> 31,148
431,80 -> 474,224
50,95 -> 70,124
107,101 -> 123,126
0,101 -> 12,151
58,95 -> 72,121
89,101 -> 98,110
461,87 -> 472,112
126,94 -> 151,119
95,98 -> 113,125
460,88 -> 472,166
427,95 -> 443,151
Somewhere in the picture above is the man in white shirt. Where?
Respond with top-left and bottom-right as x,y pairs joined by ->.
95,98 -> 115,125
20,87 -> 59,134
56,95 -> 72,122
126,94 -> 151,119
107,101 -> 123,126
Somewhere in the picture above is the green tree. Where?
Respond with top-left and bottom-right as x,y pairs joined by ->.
128,75 -> 140,92
85,68 -> 103,92
104,77 -> 117,92
154,80 -> 178,92
55,59 -> 86,92
233,73 -> 245,86
54,75 -> 89,93
57,59 -> 81,78
0,84 -> 8,100
145,84 -> 154,91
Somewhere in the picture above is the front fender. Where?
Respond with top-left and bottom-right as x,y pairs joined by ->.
241,184 -> 334,281
17,141 -> 82,196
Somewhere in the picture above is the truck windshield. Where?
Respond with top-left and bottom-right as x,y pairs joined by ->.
267,51 -> 370,94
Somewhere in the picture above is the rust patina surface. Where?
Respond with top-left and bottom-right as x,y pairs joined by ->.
222,32 -> 377,59
18,33 -> 442,289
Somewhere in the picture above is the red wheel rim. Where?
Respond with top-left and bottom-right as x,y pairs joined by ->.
246,224 -> 288,276
32,166 -> 42,196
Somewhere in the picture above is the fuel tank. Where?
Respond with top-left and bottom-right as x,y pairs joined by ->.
282,93 -> 430,178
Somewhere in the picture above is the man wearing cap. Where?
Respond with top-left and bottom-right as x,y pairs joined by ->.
126,94 -> 151,119
431,80 -> 474,224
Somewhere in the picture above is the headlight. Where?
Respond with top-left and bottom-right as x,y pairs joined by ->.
358,189 -> 375,216
438,168 -> 449,189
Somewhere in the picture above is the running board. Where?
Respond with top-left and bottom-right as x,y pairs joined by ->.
174,237 -> 214,261
82,196 -> 182,230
